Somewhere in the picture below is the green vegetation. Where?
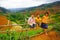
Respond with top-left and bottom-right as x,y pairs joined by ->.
0,28 -> 43,40
4,10 -> 60,31
0,5 -> 60,40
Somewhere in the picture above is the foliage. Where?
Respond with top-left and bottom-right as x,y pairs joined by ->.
0,29 -> 43,40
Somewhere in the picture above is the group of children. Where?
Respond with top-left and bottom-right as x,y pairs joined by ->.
28,11 -> 50,35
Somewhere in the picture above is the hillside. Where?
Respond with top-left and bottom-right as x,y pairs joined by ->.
0,7 -> 8,13
0,1 -> 60,13
25,1 -> 60,12
38,1 -> 60,9
8,1 -> 60,12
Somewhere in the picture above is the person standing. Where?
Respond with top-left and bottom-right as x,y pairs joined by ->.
41,12 -> 50,35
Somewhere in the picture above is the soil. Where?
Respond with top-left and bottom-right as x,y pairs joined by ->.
30,31 -> 60,40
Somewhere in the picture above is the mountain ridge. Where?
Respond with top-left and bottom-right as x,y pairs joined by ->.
0,1 -> 60,13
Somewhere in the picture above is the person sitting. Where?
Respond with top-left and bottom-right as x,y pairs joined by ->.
28,14 -> 36,29
35,15 -> 41,27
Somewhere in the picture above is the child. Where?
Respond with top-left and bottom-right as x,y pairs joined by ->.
41,12 -> 49,35
35,15 -> 41,27
28,14 -> 36,29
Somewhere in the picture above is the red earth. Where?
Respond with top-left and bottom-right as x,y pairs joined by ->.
0,16 -> 12,31
30,31 -> 60,40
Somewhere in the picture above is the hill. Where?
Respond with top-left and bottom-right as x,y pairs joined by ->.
7,1 -> 60,12
0,1 -> 60,13
0,7 -> 8,13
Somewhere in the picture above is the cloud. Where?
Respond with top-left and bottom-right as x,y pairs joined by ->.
0,0 -> 60,9
0,0 -> 44,9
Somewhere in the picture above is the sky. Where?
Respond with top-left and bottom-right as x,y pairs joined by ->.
0,0 -> 60,9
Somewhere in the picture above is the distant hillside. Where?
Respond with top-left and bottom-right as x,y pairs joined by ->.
8,1 -> 60,12
8,8 -> 27,12
0,1 -> 60,13
24,1 -> 60,12
0,7 -> 8,13
37,1 -> 60,9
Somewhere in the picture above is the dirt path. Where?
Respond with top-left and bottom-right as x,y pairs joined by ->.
30,31 -> 60,40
